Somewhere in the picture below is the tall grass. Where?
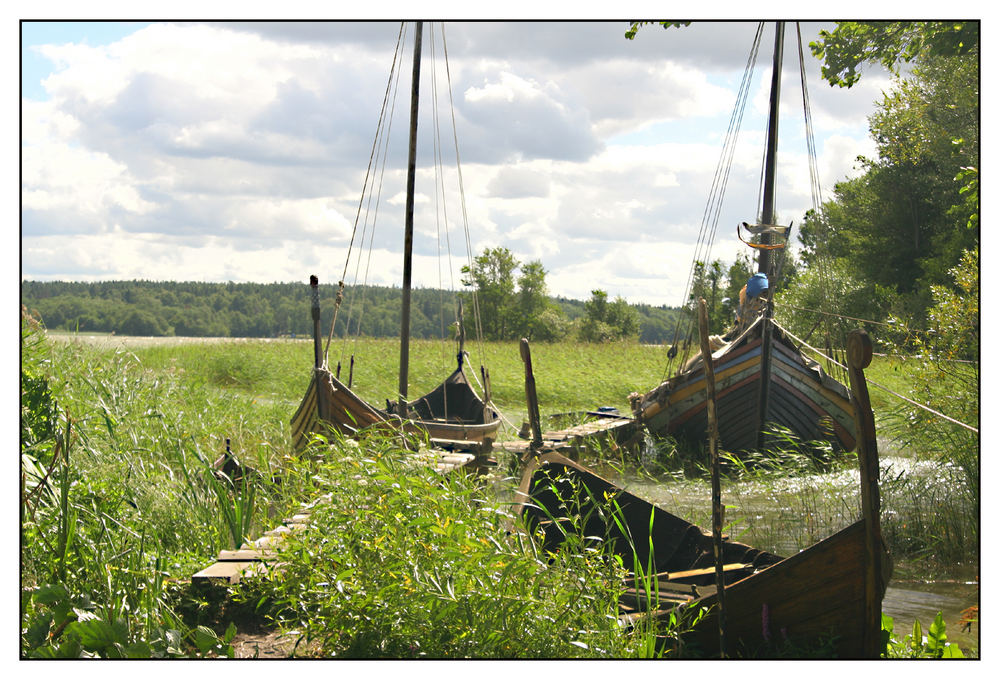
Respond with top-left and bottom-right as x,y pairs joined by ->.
23,325 -> 976,657
129,336 -> 667,431
20,318 -> 300,657
249,432 -> 702,658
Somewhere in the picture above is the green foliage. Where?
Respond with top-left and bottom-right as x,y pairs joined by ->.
461,246 -> 518,339
21,308 -> 58,459
21,583 -> 237,658
793,44 -> 977,333
20,325 -> 303,658
687,261 -> 723,333
460,247 -> 569,341
810,21 -> 979,88
775,256 -> 897,343
253,433 -> 649,658
624,21 -> 691,41
579,290 -> 640,342
881,612 -> 965,658
880,248 -> 978,554
23,275 -> 689,345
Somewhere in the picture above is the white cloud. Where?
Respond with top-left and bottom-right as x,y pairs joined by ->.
20,20 -> 879,307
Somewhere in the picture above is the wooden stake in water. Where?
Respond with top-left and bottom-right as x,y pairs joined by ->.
698,297 -> 727,658
846,329 -> 884,658
310,275 -> 328,419
519,338 -> 543,453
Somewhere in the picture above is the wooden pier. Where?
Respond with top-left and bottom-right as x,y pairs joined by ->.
497,412 -> 641,459
192,449 -> 488,585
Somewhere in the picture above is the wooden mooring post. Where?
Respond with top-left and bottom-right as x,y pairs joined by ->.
519,338 -> 543,454
845,329 -> 884,659
698,298 -> 727,658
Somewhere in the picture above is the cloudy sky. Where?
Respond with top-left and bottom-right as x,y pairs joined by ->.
20,16 -> 894,307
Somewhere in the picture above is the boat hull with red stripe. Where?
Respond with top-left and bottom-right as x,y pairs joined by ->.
633,316 -> 856,453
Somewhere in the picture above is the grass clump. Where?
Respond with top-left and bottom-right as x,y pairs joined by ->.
20,312 -> 300,657
249,431 -> 648,658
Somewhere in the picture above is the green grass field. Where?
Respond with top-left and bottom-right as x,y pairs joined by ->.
24,325 -> 976,658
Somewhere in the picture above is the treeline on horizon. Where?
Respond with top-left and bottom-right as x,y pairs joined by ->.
20,279 -> 686,344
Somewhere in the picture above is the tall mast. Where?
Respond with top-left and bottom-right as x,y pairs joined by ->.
755,21 -> 783,450
397,21 -> 423,414
757,21 -> 784,278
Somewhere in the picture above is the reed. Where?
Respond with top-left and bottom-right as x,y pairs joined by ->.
23,327 -> 975,657
245,431 -> 648,658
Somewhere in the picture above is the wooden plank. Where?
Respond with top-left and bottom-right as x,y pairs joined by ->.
430,438 -> 488,454
658,563 -> 749,581
192,560 -> 267,585
217,549 -> 277,562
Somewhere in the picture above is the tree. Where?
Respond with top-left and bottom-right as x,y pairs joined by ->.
624,21 -> 690,40
515,260 -> 553,340
793,46 -> 977,327
689,260 -> 727,334
721,253 -> 755,328
461,248 -> 565,341
579,290 -> 639,342
119,309 -> 171,337
461,247 -> 518,340
809,21 -> 979,88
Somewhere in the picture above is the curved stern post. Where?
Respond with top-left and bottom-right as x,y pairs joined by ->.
846,329 -> 886,658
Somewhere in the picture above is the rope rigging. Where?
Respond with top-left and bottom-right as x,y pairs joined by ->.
324,22 -> 407,368
773,319 -> 979,434
317,21 -> 494,416
663,21 -> 765,381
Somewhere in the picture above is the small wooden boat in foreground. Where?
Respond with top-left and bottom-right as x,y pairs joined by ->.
517,453 -> 891,657
517,330 -> 891,658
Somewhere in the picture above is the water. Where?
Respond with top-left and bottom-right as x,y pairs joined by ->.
883,579 -> 979,654
579,451 -> 980,656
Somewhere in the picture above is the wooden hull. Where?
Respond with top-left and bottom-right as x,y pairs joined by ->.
291,366 -> 500,451
682,520 -> 888,657
516,453 -> 891,658
634,317 -> 857,452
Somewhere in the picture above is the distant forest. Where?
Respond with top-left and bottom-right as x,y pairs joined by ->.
21,280 -> 685,344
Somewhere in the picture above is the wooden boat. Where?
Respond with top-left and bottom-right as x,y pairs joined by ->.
290,22 -> 500,452
631,315 -> 857,452
291,355 -> 500,451
631,23 -> 856,454
516,451 -> 892,657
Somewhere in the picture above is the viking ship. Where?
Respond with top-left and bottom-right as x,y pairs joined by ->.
516,448 -> 891,657
291,22 -> 500,452
630,23 -> 856,454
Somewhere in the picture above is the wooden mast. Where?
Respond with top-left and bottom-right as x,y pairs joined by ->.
755,22 -> 784,449
397,21 -> 423,416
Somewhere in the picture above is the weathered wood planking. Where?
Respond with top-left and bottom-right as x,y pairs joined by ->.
192,449 -> 486,585
497,414 -> 639,459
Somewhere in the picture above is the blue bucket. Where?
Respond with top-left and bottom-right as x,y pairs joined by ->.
746,272 -> 769,299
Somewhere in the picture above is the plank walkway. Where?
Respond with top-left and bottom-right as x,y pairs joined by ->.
193,413 -> 637,585
496,412 -> 641,459
192,450 -> 486,585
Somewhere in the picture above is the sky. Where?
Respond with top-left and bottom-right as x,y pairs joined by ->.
19,14 -> 898,308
